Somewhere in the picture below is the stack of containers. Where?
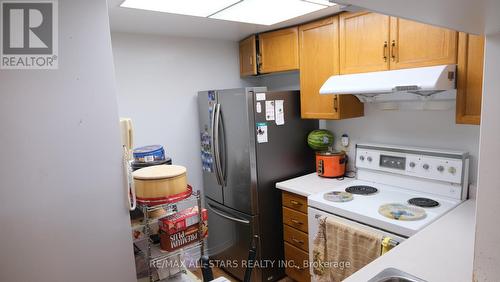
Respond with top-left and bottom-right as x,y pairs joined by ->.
131,145 -> 172,171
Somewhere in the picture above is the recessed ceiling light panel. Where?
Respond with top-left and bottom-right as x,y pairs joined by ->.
302,0 -> 336,7
120,0 -> 335,26
120,0 -> 241,17
210,0 -> 331,25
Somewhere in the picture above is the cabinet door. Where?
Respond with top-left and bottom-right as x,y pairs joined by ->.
299,17 -> 340,119
239,35 -> 257,76
389,18 -> 458,69
300,17 -> 364,120
339,11 -> 390,74
258,27 -> 299,73
456,33 -> 484,125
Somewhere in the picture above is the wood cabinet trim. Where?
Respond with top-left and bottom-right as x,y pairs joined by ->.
339,11 -> 390,74
282,191 -> 308,213
239,35 -> 257,76
299,16 -> 341,119
389,17 -> 458,70
284,242 -> 311,282
456,32 -> 484,125
258,26 -> 299,73
283,206 -> 308,233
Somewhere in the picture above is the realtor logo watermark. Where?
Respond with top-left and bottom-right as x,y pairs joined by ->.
1,0 -> 58,69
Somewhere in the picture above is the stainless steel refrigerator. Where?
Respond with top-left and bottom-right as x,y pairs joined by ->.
198,87 -> 318,281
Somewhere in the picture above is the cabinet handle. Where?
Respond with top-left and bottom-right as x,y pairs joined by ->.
290,219 -> 303,225
292,237 -> 304,244
391,40 -> 397,61
290,200 -> 302,206
333,95 -> 339,113
249,55 -> 253,66
383,41 -> 388,61
257,53 -> 262,72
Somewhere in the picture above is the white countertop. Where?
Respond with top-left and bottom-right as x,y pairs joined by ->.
344,199 -> 476,282
276,173 -> 355,197
276,173 -> 476,282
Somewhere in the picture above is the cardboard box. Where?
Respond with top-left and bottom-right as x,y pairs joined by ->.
159,206 -> 208,235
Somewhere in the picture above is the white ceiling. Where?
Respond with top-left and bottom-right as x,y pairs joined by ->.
107,0 -> 348,41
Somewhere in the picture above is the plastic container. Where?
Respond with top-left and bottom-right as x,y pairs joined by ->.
131,158 -> 172,171
133,145 -> 165,163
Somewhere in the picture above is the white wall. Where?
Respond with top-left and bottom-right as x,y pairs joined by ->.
261,74 -> 481,187
324,104 -> 481,186
0,1 -> 136,282
111,32 -> 248,191
473,32 -> 500,281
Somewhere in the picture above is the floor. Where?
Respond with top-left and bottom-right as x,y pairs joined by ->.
191,267 -> 294,282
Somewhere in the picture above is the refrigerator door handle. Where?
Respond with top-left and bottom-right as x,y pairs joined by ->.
213,103 -> 225,186
218,104 -> 227,184
207,203 -> 250,225
212,103 -> 222,186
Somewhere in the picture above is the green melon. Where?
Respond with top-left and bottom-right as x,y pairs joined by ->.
307,130 -> 334,151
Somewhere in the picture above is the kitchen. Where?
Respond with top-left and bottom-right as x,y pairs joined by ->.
0,1 -> 498,282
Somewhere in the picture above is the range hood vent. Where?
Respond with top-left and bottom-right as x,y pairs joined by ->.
319,65 -> 457,104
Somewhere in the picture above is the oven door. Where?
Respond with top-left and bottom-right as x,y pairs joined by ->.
307,207 -> 406,280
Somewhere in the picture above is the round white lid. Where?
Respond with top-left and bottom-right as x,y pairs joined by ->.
133,165 -> 186,180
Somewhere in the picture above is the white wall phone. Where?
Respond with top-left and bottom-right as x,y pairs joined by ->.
120,118 -> 136,210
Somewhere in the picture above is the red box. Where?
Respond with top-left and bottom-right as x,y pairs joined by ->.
159,206 -> 208,235
160,225 -> 204,252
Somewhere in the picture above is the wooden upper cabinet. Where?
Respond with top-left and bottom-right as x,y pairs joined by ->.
258,27 -> 299,74
239,35 -> 257,77
299,17 -> 364,120
456,33 -> 484,125
389,18 -> 458,69
339,12 -> 390,74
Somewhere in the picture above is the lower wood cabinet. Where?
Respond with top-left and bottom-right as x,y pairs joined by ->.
282,191 -> 311,282
456,33 -> 485,125
284,242 -> 311,282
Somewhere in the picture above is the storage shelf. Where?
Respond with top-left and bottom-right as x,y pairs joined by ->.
133,189 -> 204,282
137,193 -> 199,213
135,239 -> 204,264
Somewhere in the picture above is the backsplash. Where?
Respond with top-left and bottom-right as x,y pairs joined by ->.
249,72 -> 481,187
324,103 -> 480,186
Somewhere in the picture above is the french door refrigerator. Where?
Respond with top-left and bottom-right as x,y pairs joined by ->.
198,87 -> 317,281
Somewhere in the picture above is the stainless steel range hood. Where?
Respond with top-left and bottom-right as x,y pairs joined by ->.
319,65 -> 457,103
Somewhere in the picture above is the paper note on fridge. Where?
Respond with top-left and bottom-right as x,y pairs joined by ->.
256,102 -> 262,113
256,122 -> 268,143
265,101 -> 275,121
275,100 -> 284,125
256,93 -> 266,101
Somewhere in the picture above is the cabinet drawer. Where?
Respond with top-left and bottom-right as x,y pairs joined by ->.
283,207 -> 308,233
282,191 -> 308,213
284,242 -> 311,282
284,225 -> 309,252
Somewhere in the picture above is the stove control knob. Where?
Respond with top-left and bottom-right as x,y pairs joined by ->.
367,156 -> 373,162
437,165 -> 445,172
409,162 -> 416,168
448,167 -> 456,174
423,164 -> 430,170
359,156 -> 365,161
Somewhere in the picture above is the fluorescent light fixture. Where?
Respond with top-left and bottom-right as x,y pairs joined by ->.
302,0 -> 336,6
120,0 -> 336,26
120,0 -> 241,17
210,0 -> 332,25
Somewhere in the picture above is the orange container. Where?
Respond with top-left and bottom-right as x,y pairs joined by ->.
316,151 -> 347,178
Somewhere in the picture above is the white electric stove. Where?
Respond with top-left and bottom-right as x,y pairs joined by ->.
308,143 -> 470,238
